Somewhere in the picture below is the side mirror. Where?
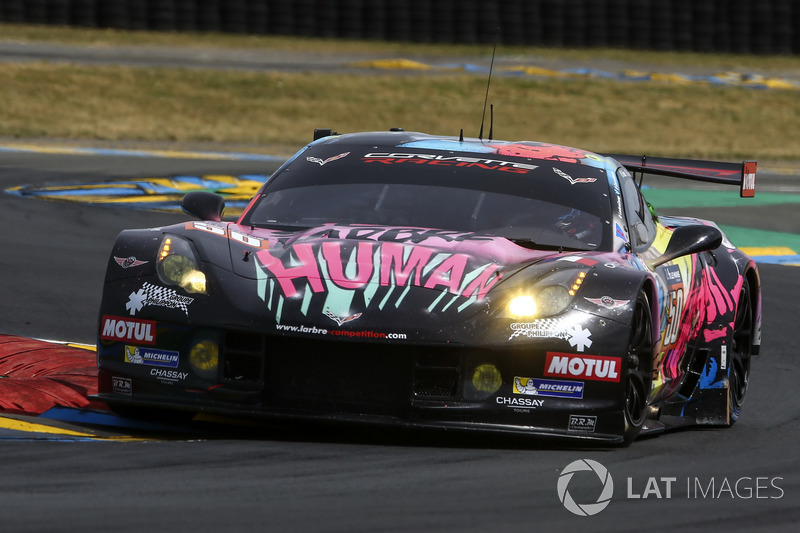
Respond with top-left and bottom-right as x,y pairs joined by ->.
649,224 -> 722,268
181,191 -> 225,222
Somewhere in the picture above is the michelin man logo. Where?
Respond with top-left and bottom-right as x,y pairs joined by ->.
513,376 -> 538,395
557,459 -> 614,516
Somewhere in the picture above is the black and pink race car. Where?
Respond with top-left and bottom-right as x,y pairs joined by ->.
95,130 -> 761,445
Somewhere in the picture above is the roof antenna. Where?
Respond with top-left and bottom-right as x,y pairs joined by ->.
478,33 -> 499,140
488,104 -> 494,141
459,128 -> 464,142
637,155 -> 647,189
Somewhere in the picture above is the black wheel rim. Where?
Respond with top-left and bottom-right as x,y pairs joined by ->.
730,282 -> 753,412
626,297 -> 653,428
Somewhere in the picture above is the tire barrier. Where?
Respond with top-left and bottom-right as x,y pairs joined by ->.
1,0 -> 800,54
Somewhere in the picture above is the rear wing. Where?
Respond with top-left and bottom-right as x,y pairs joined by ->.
601,153 -> 757,198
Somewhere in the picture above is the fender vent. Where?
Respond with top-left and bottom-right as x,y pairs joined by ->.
678,343 -> 711,397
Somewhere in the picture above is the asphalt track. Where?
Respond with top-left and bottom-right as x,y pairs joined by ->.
3,40 -> 800,89
0,146 -> 798,532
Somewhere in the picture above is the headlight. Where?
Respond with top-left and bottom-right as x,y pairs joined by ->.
508,295 -> 537,317
537,285 -> 573,315
157,235 -> 207,294
506,269 -> 587,318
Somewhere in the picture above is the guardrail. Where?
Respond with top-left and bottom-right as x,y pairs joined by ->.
0,0 -> 797,54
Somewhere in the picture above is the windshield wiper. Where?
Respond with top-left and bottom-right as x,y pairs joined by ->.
251,222 -> 312,231
506,237 -> 585,252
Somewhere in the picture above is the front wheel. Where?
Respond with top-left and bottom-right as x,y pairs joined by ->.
622,292 -> 654,444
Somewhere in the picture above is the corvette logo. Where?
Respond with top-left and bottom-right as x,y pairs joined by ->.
307,152 -> 350,166
553,167 -> 597,185
324,310 -> 362,326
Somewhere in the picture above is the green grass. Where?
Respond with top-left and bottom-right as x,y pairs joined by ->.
2,24 -> 800,159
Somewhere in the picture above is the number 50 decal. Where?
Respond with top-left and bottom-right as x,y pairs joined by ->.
663,288 -> 684,347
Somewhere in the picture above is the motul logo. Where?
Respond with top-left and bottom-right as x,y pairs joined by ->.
101,315 -> 156,345
544,352 -> 621,382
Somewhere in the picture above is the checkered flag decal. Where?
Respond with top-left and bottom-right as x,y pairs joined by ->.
531,318 -> 562,329
126,282 -> 194,316
508,318 -> 568,340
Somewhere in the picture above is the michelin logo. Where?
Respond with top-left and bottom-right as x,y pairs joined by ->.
514,376 -> 584,399
125,346 -> 180,368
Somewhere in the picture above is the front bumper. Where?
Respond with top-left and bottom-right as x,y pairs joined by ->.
96,324 -> 630,443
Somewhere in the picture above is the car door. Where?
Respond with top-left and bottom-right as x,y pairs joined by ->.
618,168 -> 695,399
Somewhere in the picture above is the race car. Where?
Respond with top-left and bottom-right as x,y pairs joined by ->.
94,129 -> 761,445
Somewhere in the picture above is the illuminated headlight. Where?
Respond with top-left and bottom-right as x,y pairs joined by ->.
505,270 -> 588,318
508,295 -> 537,317
157,235 -> 207,294
181,269 -> 208,294
189,339 -> 219,380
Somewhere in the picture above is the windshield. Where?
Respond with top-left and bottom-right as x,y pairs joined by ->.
242,146 -> 613,251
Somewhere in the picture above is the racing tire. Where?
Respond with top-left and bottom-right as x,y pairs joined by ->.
729,278 -> 753,423
622,292 -> 654,445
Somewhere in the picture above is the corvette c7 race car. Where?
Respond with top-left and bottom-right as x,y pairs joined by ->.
95,130 -> 761,445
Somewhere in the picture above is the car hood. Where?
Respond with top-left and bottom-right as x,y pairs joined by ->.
228,221 -> 545,273
185,221 -> 601,325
